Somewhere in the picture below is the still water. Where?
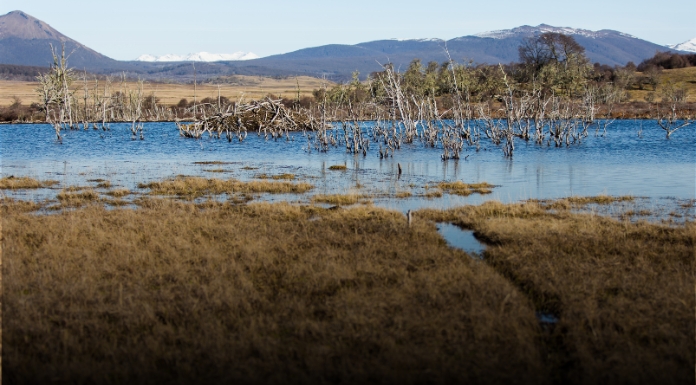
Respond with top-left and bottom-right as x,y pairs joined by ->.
1,121 -> 694,211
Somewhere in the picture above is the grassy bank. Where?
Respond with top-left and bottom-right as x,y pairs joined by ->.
2,197 -> 693,384
3,199 -> 543,384
418,201 -> 695,384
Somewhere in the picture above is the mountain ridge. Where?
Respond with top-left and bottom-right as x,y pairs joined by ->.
0,11 -> 689,81
0,10 -> 135,72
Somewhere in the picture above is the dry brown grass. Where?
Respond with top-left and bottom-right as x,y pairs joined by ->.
2,200 -> 544,384
56,189 -> 100,206
629,67 -> 696,103
0,80 -> 37,107
423,189 -> 444,198
0,197 -> 43,214
138,176 -> 313,198
255,173 -> 296,180
0,76 -> 330,107
395,191 -> 412,198
437,181 -> 495,196
328,165 -> 348,171
417,201 -> 695,384
530,195 -> 635,210
311,194 -> 365,205
104,188 -> 131,198
0,176 -> 58,189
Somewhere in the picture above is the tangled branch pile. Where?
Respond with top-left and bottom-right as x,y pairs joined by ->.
176,97 -> 317,141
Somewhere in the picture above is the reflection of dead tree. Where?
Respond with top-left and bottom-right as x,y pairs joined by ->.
128,79 -> 145,140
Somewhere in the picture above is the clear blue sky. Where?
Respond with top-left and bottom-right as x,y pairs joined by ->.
2,0 -> 694,60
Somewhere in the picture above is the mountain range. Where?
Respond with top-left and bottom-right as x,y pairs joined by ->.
1,10 -> 692,81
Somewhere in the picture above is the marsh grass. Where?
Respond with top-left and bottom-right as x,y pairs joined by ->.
56,189 -> 100,206
104,198 -> 131,207
0,197 -> 43,213
0,176 -> 58,189
64,185 -> 91,192
203,168 -> 228,173
3,200 -> 544,384
417,201 -> 695,384
423,189 -> 444,198
394,191 -> 412,198
437,181 -> 494,196
104,188 -> 131,198
532,195 -> 635,210
138,176 -> 313,198
328,164 -> 348,171
255,173 -> 296,180
311,193 -> 366,205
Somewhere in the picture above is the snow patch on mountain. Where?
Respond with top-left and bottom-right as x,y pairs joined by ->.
669,37 -> 696,53
135,51 -> 259,62
389,38 -> 444,42
473,24 -> 635,40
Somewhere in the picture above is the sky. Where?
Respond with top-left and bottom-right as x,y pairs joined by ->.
2,0 -> 694,60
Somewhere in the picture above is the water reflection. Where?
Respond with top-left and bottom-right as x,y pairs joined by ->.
436,223 -> 486,256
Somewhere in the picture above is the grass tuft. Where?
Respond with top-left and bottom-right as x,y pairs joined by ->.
255,173 -> 296,180
532,195 -> 635,210
0,176 -> 58,189
56,189 -> 100,206
104,188 -> 131,198
311,193 -> 364,205
138,176 -> 312,198
437,181 -> 495,196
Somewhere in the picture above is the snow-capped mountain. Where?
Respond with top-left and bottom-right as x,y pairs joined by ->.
389,38 -> 444,43
669,37 -> 696,53
472,24 -> 637,40
135,51 -> 259,62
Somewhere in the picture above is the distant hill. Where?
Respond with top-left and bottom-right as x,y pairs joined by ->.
0,11 -> 685,81
230,24 -> 677,80
0,10 -> 133,72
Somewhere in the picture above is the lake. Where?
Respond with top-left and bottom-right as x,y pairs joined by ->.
1,120 -> 694,214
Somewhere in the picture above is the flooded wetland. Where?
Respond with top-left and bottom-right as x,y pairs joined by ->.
2,120 -> 694,384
